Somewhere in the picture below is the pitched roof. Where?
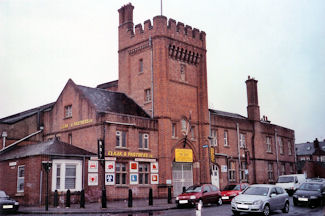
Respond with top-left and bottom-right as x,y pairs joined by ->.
0,138 -> 95,161
295,141 -> 325,156
0,102 -> 55,124
96,80 -> 118,89
209,109 -> 246,120
77,85 -> 150,118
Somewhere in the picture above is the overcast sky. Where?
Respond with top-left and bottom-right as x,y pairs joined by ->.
0,0 -> 324,143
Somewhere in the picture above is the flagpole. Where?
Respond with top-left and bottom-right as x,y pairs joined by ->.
161,0 -> 163,16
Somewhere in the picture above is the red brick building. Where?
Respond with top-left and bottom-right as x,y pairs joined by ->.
0,3 -> 295,206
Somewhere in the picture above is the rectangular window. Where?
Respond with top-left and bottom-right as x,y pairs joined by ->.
139,163 -> 150,184
139,133 -> 149,149
180,64 -> 186,81
266,136 -> 272,153
268,162 -> 274,181
190,126 -> 195,139
17,166 -> 25,192
280,163 -> 285,175
52,160 -> 82,192
116,163 -> 127,185
228,161 -> 236,182
172,123 -> 177,138
64,105 -> 72,118
278,137 -> 283,154
144,89 -> 151,102
239,133 -> 246,148
139,59 -> 143,73
68,134 -> 72,145
288,141 -> 292,155
224,131 -> 229,146
210,129 -> 218,147
65,165 -> 76,189
240,162 -> 248,182
116,131 -> 126,148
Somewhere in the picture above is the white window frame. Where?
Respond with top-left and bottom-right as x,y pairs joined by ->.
116,131 -> 126,148
144,89 -> 151,102
266,136 -> 272,153
239,133 -> 246,148
278,137 -> 284,154
51,159 -> 82,192
172,123 -> 177,138
268,162 -> 274,181
240,162 -> 248,182
224,131 -> 229,146
190,126 -> 195,140
288,141 -> 292,155
211,129 -> 217,147
17,165 -> 25,192
64,105 -> 72,118
228,161 -> 236,182
139,163 -> 150,185
116,162 -> 127,185
139,133 -> 149,149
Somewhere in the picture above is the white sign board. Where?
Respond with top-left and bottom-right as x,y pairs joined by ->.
129,161 -> 138,173
151,162 -> 159,173
105,161 -> 115,173
105,173 -> 115,185
88,160 -> 98,173
130,174 -> 138,185
221,165 -> 228,173
151,174 -> 159,184
88,173 -> 98,186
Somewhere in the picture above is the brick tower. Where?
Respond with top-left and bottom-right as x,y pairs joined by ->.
246,76 -> 260,121
118,4 -> 210,196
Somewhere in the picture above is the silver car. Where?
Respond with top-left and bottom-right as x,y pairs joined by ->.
231,184 -> 289,216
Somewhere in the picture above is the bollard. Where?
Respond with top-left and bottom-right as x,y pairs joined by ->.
149,188 -> 153,206
66,189 -> 71,208
80,189 -> 85,208
128,189 -> 133,208
183,186 -> 186,193
168,187 -> 172,204
195,200 -> 202,216
101,189 -> 107,208
54,190 -> 59,207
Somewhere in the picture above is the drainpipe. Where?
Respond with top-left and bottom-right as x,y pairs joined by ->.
149,36 -> 154,118
2,131 -> 7,149
236,123 -> 241,183
274,129 -> 279,178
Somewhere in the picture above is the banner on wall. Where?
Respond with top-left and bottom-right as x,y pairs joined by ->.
175,149 -> 193,162
88,173 -> 98,186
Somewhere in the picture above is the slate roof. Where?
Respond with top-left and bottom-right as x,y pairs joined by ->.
209,109 -> 246,120
295,141 -> 325,156
96,80 -> 118,89
0,138 -> 95,161
77,85 -> 150,118
0,102 -> 55,124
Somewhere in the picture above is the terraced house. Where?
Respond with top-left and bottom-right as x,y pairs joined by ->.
0,3 -> 295,206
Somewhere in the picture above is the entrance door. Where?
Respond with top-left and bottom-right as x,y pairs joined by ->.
211,164 -> 220,189
172,163 -> 193,196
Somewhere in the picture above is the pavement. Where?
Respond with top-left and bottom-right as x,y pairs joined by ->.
18,199 -> 177,215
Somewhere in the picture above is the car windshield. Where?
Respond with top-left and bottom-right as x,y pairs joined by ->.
223,184 -> 240,191
186,185 -> 202,193
242,187 -> 269,196
299,183 -> 322,191
277,176 -> 294,183
0,191 -> 7,198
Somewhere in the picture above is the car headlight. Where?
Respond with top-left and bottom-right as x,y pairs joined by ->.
253,200 -> 263,205
231,198 -> 236,204
190,195 -> 196,199
14,202 -> 19,205
310,196 -> 318,199
176,197 -> 179,200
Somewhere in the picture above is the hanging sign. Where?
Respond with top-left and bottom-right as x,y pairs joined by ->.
130,174 -> 138,185
151,162 -> 159,173
88,173 -> 98,186
210,148 -> 215,162
175,149 -> 193,162
105,161 -> 115,173
151,174 -> 159,184
129,161 -> 138,173
88,160 -> 98,173
105,173 -> 115,185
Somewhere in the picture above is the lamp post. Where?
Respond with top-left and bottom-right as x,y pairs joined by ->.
42,161 -> 52,211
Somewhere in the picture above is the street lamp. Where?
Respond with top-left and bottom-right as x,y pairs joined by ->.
42,161 -> 52,211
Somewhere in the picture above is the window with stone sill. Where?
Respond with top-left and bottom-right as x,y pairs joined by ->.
288,141 -> 292,155
64,105 -> 72,118
116,163 -> 127,185
239,133 -> 246,148
268,162 -> 274,181
172,123 -> 177,138
116,131 -> 127,148
17,166 -> 25,192
210,129 -> 217,147
139,133 -> 149,149
228,161 -> 236,182
266,136 -> 272,153
139,163 -> 150,184
224,130 -> 229,147
144,89 -> 151,102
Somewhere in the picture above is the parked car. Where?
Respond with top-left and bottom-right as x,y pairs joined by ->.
0,190 -> 19,213
231,184 -> 290,216
175,184 -> 222,208
293,181 -> 325,207
275,174 -> 306,195
221,183 -> 249,203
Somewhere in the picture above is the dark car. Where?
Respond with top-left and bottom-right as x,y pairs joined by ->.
175,184 -> 222,208
221,183 -> 249,203
0,190 -> 19,213
293,181 -> 325,207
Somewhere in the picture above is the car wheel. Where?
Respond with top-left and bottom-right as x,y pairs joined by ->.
232,210 -> 240,216
217,197 -> 223,206
262,204 -> 270,216
282,201 -> 289,213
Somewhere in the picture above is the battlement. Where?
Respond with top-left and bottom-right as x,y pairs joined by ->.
118,4 -> 206,50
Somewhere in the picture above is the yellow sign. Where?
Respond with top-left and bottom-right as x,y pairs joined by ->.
61,119 -> 93,129
175,149 -> 193,162
107,151 -> 153,158
210,147 -> 215,162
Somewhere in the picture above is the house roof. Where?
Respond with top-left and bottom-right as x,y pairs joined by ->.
295,142 -> 315,156
77,85 -> 150,118
0,102 -> 55,124
0,138 -> 95,161
209,109 -> 247,120
96,80 -> 118,89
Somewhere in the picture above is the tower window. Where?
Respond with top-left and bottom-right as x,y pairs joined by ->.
180,64 -> 186,81
139,59 -> 143,73
64,105 -> 72,118
144,89 -> 151,102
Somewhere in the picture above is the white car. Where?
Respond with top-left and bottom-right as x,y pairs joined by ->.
231,184 -> 289,216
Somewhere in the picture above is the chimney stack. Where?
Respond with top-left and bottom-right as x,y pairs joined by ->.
118,3 -> 134,29
246,76 -> 260,121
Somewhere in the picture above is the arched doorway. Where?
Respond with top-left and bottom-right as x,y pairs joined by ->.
211,164 -> 220,189
172,162 -> 193,196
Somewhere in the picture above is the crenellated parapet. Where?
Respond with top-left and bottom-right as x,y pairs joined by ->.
118,4 -> 206,51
